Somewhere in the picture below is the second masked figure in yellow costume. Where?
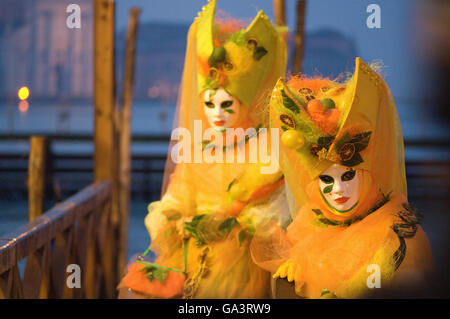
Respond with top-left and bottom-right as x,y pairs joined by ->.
118,0 -> 289,298
251,58 -> 434,298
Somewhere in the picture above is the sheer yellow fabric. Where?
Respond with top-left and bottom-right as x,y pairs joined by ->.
279,193 -> 433,298
144,131 -> 289,298
118,1 -> 288,299
196,0 -> 287,107
271,58 -> 407,217
251,57 -> 433,298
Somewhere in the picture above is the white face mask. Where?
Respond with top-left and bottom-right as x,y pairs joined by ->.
318,164 -> 360,213
203,88 -> 241,132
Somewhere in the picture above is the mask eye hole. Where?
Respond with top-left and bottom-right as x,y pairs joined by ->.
221,100 -> 233,108
319,175 -> 334,184
205,101 -> 215,108
341,169 -> 356,181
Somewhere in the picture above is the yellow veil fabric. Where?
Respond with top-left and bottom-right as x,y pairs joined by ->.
119,0 -> 289,299
251,58 -> 433,298
271,58 -> 407,218
161,0 -> 287,194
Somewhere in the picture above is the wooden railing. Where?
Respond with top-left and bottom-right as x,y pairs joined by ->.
0,181 -> 114,298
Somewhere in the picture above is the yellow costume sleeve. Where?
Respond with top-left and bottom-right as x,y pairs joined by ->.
145,162 -> 195,241
237,181 -> 291,233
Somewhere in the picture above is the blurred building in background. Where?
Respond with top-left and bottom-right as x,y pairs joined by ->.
116,22 -> 188,103
412,0 -> 450,124
0,0 -> 93,101
301,29 -> 357,79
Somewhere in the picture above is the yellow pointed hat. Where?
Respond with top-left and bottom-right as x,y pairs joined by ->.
196,0 -> 286,107
270,57 -> 407,204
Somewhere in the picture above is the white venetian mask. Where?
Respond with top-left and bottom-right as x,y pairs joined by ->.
318,164 -> 360,213
203,88 -> 241,132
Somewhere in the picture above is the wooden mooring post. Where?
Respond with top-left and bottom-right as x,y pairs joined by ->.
273,0 -> 287,27
23,136 -> 50,298
93,0 -> 140,293
93,0 -> 120,295
273,0 -> 306,73
292,0 -> 306,74
28,136 -> 47,221
118,7 -> 141,281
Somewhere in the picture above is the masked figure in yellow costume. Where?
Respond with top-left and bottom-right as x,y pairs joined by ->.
251,58 -> 434,298
118,0 -> 289,298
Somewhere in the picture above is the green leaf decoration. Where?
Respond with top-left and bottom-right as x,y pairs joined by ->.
293,95 -> 306,107
323,184 -> 333,194
320,287 -> 337,298
297,123 -> 312,136
277,88 -> 329,144
203,76 -> 219,91
312,209 -> 322,216
311,209 -> 339,226
320,287 -> 331,297
212,46 -> 226,62
281,90 -> 300,114
224,108 -> 235,114
229,30 -> 246,46
310,218 -> 329,228
208,57 -> 217,68
238,229 -> 247,247
342,152 -> 363,167
185,214 -> 206,228
311,197 -> 390,229
352,131 -> 371,141
140,264 -> 170,284
281,125 -> 289,131
201,140 -> 211,151
311,209 -> 338,227
208,89 -> 217,99
317,135 -> 335,150
218,218 -> 239,233
208,47 -> 226,67
227,179 -> 236,192
253,46 -> 268,61
184,214 -> 207,246
321,98 -> 336,110
351,131 -> 372,152
153,267 -> 169,283
334,132 -> 351,152
318,217 -> 339,226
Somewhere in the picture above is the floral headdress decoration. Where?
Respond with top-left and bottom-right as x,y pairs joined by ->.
196,0 -> 285,107
270,58 -> 385,179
